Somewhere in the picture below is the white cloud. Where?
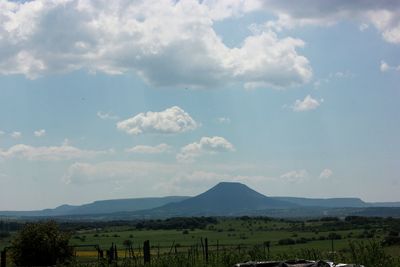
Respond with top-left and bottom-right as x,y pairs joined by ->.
216,117 -> 231,124
359,23 -> 369,32
97,111 -> 119,120
256,0 -> 400,44
0,143 -> 109,161
202,0 -> 261,20
319,168 -> 333,179
380,60 -> 400,72
380,61 -> 391,72
177,136 -> 235,162
125,144 -> 172,154
117,106 -> 198,135
10,131 -> 22,139
280,169 -> 309,183
34,129 -> 46,137
292,95 -> 321,112
0,130 -> 4,136
63,161 -> 177,184
0,0 -> 312,89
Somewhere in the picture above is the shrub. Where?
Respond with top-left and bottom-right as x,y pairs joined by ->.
278,238 -> 296,245
10,221 -> 73,266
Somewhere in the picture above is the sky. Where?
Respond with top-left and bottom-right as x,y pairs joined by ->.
0,0 -> 400,210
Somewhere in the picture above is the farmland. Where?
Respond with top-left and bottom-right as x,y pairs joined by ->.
1,216 -> 399,266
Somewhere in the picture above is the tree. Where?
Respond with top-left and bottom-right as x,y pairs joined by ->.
10,221 -> 73,266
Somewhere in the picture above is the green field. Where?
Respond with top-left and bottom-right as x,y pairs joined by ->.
1,216 -> 400,266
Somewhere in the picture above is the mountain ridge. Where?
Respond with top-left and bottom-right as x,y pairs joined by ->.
1,182 -> 399,218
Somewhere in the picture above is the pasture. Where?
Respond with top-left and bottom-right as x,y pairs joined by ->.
1,216 -> 399,266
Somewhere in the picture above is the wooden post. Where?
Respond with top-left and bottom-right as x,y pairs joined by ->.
99,249 -> 104,259
1,249 -> 6,267
200,238 -> 205,260
143,240 -> 150,264
205,238 -> 208,264
216,240 -> 219,259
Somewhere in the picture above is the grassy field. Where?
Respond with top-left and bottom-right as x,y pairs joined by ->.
1,216 -> 399,266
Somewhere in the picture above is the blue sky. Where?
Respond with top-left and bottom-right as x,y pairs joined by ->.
0,0 -> 400,210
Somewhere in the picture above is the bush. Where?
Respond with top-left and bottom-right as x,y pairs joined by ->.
278,238 -> 296,245
0,231 -> 10,238
10,221 -> 73,266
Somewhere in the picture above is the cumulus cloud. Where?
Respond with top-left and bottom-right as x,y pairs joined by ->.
177,136 -> 235,162
125,144 -> 172,154
280,169 -> 309,183
34,129 -> 46,137
0,0 -> 312,89
10,131 -> 22,139
0,143 -> 109,161
117,106 -> 198,135
319,168 -> 333,179
292,95 -> 321,112
97,111 -> 119,120
258,0 -> 400,44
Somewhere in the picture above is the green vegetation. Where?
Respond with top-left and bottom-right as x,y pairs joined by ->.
0,216 -> 399,266
8,221 -> 73,266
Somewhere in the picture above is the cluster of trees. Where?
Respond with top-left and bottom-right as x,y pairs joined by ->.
278,233 -> 342,246
135,217 -> 217,230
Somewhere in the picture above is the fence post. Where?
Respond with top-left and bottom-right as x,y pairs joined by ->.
216,240 -> 219,259
143,240 -> 150,264
205,238 -> 208,264
1,249 -> 6,267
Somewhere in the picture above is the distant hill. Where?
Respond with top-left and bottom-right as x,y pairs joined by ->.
0,196 -> 189,217
1,181 -> 400,219
272,197 -> 369,208
369,202 -> 400,207
145,182 -> 297,216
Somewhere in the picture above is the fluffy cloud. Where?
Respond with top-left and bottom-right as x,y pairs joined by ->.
97,111 -> 119,121
177,136 -> 235,162
0,143 -> 109,161
0,0 -> 311,88
33,129 -> 46,137
257,0 -> 400,44
125,144 -> 172,154
319,168 -> 333,179
117,106 -> 198,135
292,95 -> 321,112
280,169 -> 309,183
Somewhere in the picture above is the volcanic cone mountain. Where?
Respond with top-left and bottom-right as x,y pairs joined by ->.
153,182 -> 297,216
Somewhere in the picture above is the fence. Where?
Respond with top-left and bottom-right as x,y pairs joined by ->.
0,238 -> 276,267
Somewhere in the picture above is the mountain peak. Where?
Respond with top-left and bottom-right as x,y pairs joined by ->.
214,181 -> 247,187
157,182 -> 296,216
